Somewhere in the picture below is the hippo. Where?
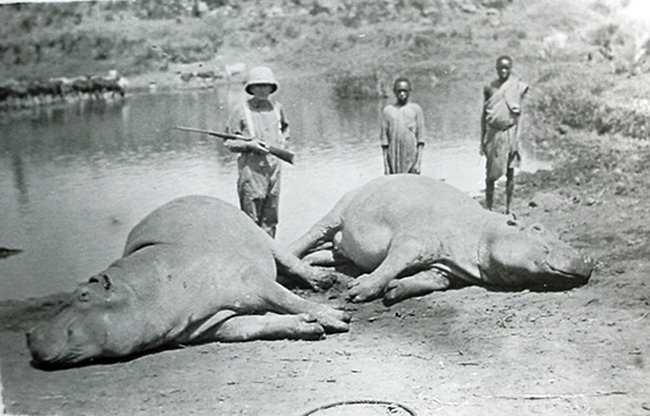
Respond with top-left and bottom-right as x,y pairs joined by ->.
288,175 -> 594,305
26,196 -> 349,367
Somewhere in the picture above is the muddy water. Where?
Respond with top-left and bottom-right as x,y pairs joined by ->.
0,78 -> 548,301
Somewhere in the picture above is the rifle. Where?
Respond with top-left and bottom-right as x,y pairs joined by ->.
174,126 -> 294,165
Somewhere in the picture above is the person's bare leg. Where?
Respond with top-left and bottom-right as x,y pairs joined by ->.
485,178 -> 495,211
505,167 -> 515,215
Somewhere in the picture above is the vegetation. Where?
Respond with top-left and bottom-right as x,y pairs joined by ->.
2,0 -> 650,141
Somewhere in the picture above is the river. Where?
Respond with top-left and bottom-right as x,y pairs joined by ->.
0,77 -> 548,301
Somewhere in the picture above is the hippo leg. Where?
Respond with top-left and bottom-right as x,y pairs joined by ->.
287,193 -> 352,257
383,270 -> 451,306
302,231 -> 349,267
259,281 -> 350,333
287,221 -> 340,258
303,249 -> 336,266
348,236 -> 429,303
200,313 -> 326,342
302,249 -> 347,267
273,244 -> 337,291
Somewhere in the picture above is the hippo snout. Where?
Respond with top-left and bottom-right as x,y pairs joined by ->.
570,253 -> 594,278
579,255 -> 595,281
549,252 -> 594,286
26,326 -> 57,364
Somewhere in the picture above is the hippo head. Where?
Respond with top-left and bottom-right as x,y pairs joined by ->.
26,273 -> 133,367
478,218 -> 594,290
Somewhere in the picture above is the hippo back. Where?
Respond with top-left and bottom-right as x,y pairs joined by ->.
342,175 -> 485,225
124,195 -> 271,261
337,175 -> 492,271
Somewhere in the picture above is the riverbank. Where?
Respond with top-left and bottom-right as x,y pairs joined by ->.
1,1 -> 650,415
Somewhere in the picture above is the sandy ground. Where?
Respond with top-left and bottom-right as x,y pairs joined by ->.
1,122 -> 649,416
2,0 -> 650,413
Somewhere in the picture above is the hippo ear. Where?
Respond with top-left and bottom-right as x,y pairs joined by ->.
88,273 -> 112,290
531,224 -> 544,233
506,219 -> 518,227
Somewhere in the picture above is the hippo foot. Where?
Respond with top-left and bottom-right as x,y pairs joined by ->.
347,274 -> 386,303
314,307 -> 351,333
289,313 -> 326,340
382,280 -> 410,306
308,270 -> 338,292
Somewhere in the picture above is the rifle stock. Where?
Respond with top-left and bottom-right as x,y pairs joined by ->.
174,126 -> 294,165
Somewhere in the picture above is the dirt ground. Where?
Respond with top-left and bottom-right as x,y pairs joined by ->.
1,119 -> 649,416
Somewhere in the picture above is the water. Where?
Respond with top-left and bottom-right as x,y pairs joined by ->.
0,77 -> 549,301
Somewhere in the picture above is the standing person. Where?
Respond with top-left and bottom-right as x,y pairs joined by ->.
380,77 -> 426,175
224,66 -> 289,238
480,55 -> 529,214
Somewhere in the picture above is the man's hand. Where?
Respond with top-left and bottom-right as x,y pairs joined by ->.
225,139 -> 269,154
247,140 -> 270,154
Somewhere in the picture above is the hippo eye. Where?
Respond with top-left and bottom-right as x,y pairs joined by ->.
506,219 -> 518,227
531,224 -> 544,233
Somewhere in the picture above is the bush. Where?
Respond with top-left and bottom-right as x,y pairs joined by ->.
330,70 -> 387,100
529,72 -> 604,130
529,69 -> 650,140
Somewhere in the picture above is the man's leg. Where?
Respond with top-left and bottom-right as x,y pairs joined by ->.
260,169 -> 280,238
260,192 -> 279,238
238,179 -> 261,226
485,177 -> 495,211
505,167 -> 515,215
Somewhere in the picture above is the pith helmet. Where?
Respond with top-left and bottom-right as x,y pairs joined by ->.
244,66 -> 278,95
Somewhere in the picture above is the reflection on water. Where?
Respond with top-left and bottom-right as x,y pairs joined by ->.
0,77 -> 549,301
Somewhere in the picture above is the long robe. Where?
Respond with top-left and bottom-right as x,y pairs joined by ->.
380,102 -> 426,174
482,75 -> 529,182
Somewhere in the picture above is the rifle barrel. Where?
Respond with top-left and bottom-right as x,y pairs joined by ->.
174,126 -> 249,141
174,126 -> 295,165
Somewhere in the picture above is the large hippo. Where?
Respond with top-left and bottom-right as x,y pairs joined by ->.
288,175 -> 594,305
26,196 -> 349,367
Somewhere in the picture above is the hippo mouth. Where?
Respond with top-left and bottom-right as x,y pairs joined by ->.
28,334 -> 100,368
538,260 -> 593,289
551,254 -> 594,276
549,266 -> 591,280
27,316 -> 107,367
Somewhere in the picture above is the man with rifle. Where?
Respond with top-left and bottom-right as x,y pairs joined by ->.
224,66 -> 290,238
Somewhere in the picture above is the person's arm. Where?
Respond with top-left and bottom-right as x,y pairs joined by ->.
279,105 -> 290,142
412,105 -> 426,174
224,139 -> 268,154
380,108 -> 391,175
412,143 -> 424,174
480,86 -> 490,155
224,105 -> 268,154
